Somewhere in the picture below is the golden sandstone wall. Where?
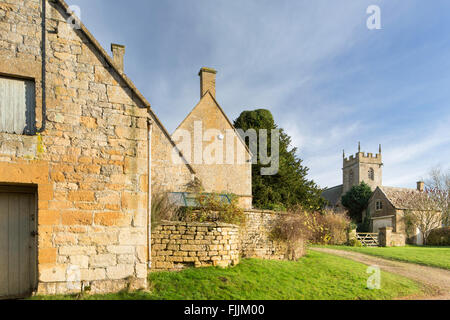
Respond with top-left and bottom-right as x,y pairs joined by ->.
240,210 -> 287,260
151,210 -> 288,271
173,69 -> 252,208
151,221 -> 240,271
0,0 -> 193,295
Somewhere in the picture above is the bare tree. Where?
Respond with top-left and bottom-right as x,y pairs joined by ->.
403,190 -> 443,245
424,166 -> 450,226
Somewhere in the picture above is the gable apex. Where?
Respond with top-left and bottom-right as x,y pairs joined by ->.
174,91 -> 252,157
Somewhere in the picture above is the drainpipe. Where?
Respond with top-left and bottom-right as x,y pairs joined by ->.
36,0 -> 47,134
147,116 -> 153,269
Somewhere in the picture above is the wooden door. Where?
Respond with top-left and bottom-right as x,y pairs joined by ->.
0,186 -> 37,299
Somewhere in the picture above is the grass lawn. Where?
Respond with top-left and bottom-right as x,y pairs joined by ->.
319,245 -> 450,270
32,251 -> 422,300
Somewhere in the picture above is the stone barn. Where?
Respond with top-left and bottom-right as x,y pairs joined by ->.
0,0 -> 195,298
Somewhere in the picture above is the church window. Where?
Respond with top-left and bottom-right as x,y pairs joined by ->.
349,170 -> 354,185
368,168 -> 375,181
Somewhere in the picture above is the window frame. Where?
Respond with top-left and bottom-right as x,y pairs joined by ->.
0,74 -> 36,136
376,200 -> 383,211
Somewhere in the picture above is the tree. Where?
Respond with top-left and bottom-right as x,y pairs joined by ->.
424,166 -> 450,226
341,182 -> 372,223
234,109 -> 324,211
403,190 -> 443,245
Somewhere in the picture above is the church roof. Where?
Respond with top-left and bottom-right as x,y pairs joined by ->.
322,185 -> 343,207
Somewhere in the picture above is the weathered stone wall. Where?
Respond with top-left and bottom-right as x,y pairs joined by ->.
343,151 -> 382,194
240,210 -> 287,260
0,0 -> 150,294
378,227 -> 405,247
151,122 -> 195,193
0,0 -> 191,295
172,71 -> 252,209
151,210 -> 290,272
151,221 -> 240,271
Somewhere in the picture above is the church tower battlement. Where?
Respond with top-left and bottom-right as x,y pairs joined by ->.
342,143 -> 383,193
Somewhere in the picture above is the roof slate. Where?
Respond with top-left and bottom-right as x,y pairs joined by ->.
378,186 -> 433,210
322,185 -> 343,207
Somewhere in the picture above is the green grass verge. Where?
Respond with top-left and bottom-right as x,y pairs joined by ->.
32,251 -> 422,300
318,245 -> 450,270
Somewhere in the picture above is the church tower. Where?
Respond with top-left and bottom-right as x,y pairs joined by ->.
342,143 -> 383,193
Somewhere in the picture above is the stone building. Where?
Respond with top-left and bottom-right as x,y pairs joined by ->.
322,145 -> 439,245
366,183 -> 440,245
172,68 -> 253,209
0,0 -> 195,298
322,143 -> 383,207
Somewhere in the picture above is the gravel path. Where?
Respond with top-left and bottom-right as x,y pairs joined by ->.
311,247 -> 450,300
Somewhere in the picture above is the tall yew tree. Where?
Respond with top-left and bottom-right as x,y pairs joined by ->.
234,109 -> 324,210
341,182 -> 373,222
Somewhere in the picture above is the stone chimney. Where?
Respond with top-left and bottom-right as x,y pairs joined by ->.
417,181 -> 425,192
111,43 -> 126,72
199,67 -> 217,98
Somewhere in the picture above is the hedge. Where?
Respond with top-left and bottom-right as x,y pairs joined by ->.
427,227 -> 450,246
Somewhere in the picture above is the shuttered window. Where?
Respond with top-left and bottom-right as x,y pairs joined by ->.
0,76 -> 35,135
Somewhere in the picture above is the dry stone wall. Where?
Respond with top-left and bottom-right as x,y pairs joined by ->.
151,221 -> 240,271
240,210 -> 287,260
151,210 -> 289,271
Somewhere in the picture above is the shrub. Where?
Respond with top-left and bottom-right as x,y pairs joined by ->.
348,239 -> 363,247
427,227 -> 450,246
319,210 -> 352,245
347,221 -> 358,232
151,190 -> 183,231
183,193 -> 246,226
270,214 -> 307,260
271,207 -> 351,248
286,207 -> 350,245
357,217 -> 371,233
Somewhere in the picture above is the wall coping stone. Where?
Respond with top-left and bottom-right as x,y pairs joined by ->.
244,209 -> 288,215
158,220 -> 238,228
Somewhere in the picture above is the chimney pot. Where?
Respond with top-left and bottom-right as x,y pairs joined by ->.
417,181 -> 425,192
111,43 -> 126,72
199,67 -> 217,99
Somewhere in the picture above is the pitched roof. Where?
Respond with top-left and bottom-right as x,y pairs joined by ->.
55,0 -> 195,174
378,186 -> 435,210
322,185 -> 343,207
174,90 -> 253,157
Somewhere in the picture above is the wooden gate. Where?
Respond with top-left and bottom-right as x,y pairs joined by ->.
0,186 -> 37,299
356,233 -> 379,247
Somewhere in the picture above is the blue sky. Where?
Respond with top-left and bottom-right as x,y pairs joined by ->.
67,0 -> 450,189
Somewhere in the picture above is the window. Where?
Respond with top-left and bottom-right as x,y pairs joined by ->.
376,200 -> 383,211
0,76 -> 35,135
368,168 -> 375,181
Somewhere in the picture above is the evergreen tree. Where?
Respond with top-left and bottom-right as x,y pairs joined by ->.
341,182 -> 373,222
234,109 -> 324,211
